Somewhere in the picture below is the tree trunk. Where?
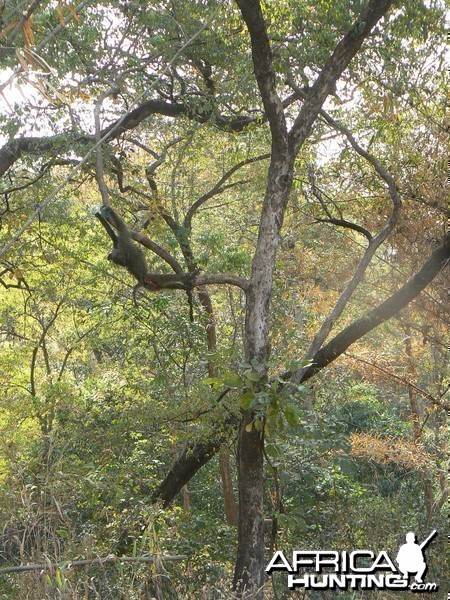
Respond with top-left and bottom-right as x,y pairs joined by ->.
181,485 -> 190,513
219,445 -> 238,526
233,166 -> 293,596
232,412 -> 265,595
198,287 -> 239,525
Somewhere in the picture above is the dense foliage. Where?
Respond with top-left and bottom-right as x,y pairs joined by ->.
0,0 -> 448,597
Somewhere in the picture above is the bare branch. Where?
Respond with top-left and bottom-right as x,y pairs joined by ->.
146,132 -> 195,175
94,85 -> 120,207
0,554 -> 187,575
194,272 -> 249,292
308,166 -> 373,241
344,353 -> 450,410
124,138 -> 160,159
315,217 -> 373,241
289,84 -> 402,365
184,153 -> 270,229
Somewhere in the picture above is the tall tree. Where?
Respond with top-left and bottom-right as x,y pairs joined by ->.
0,0 -> 448,596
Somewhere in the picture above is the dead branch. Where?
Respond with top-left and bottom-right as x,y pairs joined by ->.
0,554 -> 187,575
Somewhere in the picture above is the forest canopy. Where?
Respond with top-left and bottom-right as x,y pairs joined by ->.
0,0 -> 448,598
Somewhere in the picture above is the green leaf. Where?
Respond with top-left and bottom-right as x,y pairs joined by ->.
284,403 -> 300,426
241,391 -> 255,409
224,373 -> 241,387
244,370 -> 261,382
202,377 -> 222,387
286,359 -> 300,372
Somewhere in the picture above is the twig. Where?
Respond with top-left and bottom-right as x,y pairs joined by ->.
0,554 -> 188,575
344,352 -> 450,410
94,85 -> 120,206
184,153 -> 270,229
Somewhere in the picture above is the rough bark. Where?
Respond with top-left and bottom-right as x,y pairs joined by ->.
233,412 -> 265,595
233,0 -> 291,590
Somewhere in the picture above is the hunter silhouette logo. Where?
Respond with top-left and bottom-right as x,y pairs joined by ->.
396,530 -> 436,583
266,530 -> 439,593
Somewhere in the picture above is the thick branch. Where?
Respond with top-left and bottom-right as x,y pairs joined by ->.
295,233 -> 450,383
131,230 -> 184,273
194,273 -> 250,292
0,101 -> 257,178
0,136 -> 88,179
102,98 -> 256,137
288,0 -> 394,155
235,0 -> 288,152
315,217 -> 373,241
152,413 -> 237,506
